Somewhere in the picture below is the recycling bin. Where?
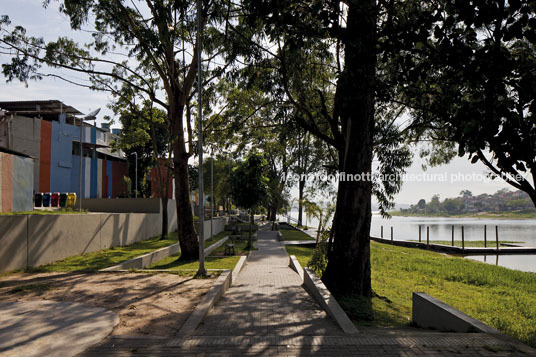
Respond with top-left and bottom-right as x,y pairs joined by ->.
67,193 -> 77,208
34,193 -> 43,207
59,193 -> 68,208
42,193 -> 51,207
51,193 -> 60,207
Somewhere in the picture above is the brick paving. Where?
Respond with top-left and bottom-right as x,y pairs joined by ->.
82,225 -> 535,356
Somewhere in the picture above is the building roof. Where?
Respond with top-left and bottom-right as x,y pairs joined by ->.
0,100 -> 83,116
0,146 -> 34,159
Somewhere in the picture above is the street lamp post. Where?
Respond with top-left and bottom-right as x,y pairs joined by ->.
79,108 -> 100,211
210,151 -> 214,241
134,152 -> 138,198
196,0 -> 206,276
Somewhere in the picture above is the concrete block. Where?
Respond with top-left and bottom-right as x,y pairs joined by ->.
288,255 -> 304,280
204,236 -> 229,256
303,267 -> 359,335
0,216 -> 28,272
412,292 -> 500,334
232,256 -> 247,284
177,270 -> 232,336
28,214 -> 102,267
101,242 -> 180,271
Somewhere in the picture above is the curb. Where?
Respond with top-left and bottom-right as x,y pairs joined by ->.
303,267 -> 359,335
204,236 -> 229,256
100,242 -> 180,271
232,255 -> 247,284
288,255 -> 304,280
176,269 -> 232,337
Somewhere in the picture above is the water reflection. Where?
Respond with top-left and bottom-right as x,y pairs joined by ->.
465,254 -> 536,273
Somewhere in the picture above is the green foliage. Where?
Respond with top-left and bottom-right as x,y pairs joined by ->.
286,241 -> 536,346
230,153 -> 268,212
386,0 -> 536,205
308,233 -> 329,276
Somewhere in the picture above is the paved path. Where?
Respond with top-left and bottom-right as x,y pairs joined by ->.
0,300 -> 118,357
83,225 -> 535,356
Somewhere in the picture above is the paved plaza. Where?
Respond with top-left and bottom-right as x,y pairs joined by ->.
83,225 -> 534,356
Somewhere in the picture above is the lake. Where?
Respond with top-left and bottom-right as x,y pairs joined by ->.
281,210 -> 536,273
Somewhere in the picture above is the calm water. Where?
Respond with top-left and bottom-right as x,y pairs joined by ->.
371,214 -> 536,247
281,210 -> 536,273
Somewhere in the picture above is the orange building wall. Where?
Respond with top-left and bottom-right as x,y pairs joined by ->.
39,120 -> 52,192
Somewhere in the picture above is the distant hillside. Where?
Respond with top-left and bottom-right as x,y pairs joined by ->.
398,189 -> 535,216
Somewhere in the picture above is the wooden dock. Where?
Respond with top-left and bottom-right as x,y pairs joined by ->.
371,237 -> 536,255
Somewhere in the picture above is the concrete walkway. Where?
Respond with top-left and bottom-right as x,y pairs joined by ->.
82,225 -> 535,356
0,300 -> 118,357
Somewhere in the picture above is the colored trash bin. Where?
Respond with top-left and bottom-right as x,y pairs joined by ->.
67,193 -> 77,208
59,193 -> 68,208
51,193 -> 60,207
42,193 -> 51,207
34,193 -> 43,207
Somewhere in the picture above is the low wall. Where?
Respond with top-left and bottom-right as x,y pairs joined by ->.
0,209 -> 175,272
203,217 -> 226,240
81,198 -> 178,232
412,292 -> 500,334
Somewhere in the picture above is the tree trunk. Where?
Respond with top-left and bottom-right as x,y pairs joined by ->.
161,195 -> 169,239
298,179 -> 305,226
322,0 -> 376,298
269,197 -> 278,221
169,98 -> 199,260
248,210 -> 253,249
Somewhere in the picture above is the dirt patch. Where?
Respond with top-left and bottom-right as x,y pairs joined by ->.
0,272 -> 215,336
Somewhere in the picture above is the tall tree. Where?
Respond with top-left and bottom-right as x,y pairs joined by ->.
230,153 -> 268,249
1,1 -> 235,259
385,0 -> 536,206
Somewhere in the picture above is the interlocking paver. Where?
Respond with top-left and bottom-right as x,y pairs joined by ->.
82,224 -> 535,356
194,225 -> 343,337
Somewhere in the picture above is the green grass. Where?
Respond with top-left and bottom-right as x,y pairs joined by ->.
148,232 -> 254,270
0,209 -> 88,215
280,229 -> 315,241
285,241 -> 536,347
148,255 -> 241,270
210,239 -> 257,256
408,240 -> 524,247
285,245 -> 315,268
204,231 -> 232,244
30,233 -> 180,272
390,210 -> 536,219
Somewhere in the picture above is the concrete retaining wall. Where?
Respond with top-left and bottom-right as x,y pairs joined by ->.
303,267 -> 359,335
412,292 -> 500,334
0,211 -> 172,272
203,217 -> 226,240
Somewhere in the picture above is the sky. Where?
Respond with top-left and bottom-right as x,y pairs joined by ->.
0,1 -> 514,205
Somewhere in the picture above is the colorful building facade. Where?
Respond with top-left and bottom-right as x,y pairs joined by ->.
0,100 -> 128,202
0,148 -> 34,212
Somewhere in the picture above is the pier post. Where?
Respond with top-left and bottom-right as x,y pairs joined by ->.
496,225 -> 499,250
391,226 -> 393,241
484,225 -> 487,248
451,225 -> 454,246
462,226 -> 465,250
419,226 -> 421,243
381,226 -> 383,239
426,226 -> 429,245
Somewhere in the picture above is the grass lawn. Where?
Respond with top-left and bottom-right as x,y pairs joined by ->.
280,229 -> 314,241
30,233 -> 180,272
285,245 -> 314,268
210,239 -> 257,256
147,255 -> 241,270
204,231 -> 231,245
149,233 -> 255,270
285,241 -> 536,347
408,240 -> 524,247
